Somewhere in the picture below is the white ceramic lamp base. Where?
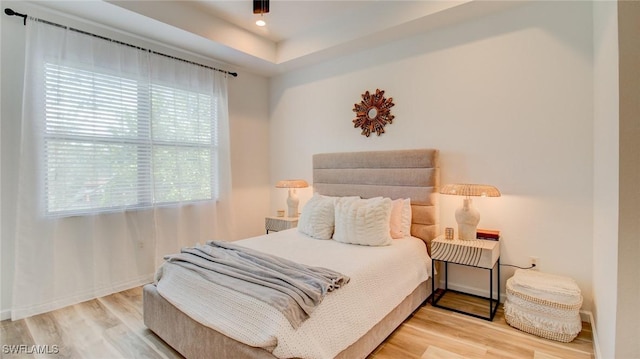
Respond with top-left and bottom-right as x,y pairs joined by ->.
455,198 -> 480,240
286,188 -> 299,218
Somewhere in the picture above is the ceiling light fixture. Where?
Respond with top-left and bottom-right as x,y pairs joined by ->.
253,0 -> 269,27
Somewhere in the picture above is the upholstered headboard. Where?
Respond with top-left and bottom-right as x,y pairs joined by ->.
313,149 -> 439,253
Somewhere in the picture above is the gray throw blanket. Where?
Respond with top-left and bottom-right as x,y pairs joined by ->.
163,240 -> 350,328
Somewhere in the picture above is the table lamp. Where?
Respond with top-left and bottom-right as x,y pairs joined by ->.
439,183 -> 501,240
275,179 -> 309,217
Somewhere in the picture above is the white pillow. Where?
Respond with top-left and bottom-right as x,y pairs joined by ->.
297,193 -> 337,240
390,198 -> 412,239
333,197 -> 393,246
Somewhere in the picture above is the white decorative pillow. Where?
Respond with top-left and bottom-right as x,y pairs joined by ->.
297,193 -> 337,240
390,198 -> 412,239
333,197 -> 393,246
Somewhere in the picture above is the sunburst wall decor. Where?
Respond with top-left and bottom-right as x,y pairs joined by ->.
352,89 -> 395,137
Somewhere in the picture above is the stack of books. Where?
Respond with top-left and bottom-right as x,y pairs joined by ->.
477,229 -> 500,240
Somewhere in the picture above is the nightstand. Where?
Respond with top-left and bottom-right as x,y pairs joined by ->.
430,235 -> 500,321
265,216 -> 298,234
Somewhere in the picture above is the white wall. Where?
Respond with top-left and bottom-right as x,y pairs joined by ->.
0,1 -> 271,319
270,1 -> 595,308
592,1 -> 619,358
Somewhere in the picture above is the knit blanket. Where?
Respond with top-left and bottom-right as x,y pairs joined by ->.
160,240 -> 349,328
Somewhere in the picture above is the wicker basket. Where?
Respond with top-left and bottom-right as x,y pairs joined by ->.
504,269 -> 583,342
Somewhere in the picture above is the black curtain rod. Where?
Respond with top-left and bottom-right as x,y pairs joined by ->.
3,8 -> 238,78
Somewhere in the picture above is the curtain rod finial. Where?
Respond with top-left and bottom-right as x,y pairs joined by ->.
4,8 -> 27,25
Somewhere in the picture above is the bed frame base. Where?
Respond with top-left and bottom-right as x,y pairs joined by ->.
144,280 -> 429,359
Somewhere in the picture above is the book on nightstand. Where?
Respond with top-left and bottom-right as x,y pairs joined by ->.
477,229 -> 500,240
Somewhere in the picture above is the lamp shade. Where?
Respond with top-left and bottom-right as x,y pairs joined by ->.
275,179 -> 309,189
439,183 -> 501,197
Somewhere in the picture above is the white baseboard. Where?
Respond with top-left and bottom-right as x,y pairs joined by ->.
586,311 -> 601,359
1,308 -> 11,321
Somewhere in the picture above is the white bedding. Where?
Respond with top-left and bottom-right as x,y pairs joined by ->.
155,229 -> 431,359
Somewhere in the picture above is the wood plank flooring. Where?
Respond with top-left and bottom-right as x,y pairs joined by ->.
1,287 -> 594,358
370,290 -> 594,359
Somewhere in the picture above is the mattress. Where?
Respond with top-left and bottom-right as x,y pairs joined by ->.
154,228 -> 431,359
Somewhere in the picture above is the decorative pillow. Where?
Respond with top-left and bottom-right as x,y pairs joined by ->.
333,197 -> 393,246
402,199 -> 412,236
390,198 -> 412,239
297,193 -> 337,240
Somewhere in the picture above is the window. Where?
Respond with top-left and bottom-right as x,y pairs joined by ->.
44,63 -> 218,216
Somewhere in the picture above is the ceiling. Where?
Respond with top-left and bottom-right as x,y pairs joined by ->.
30,0 -> 528,77
190,1 -> 372,43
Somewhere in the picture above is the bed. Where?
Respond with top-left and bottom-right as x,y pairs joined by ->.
143,148 -> 440,359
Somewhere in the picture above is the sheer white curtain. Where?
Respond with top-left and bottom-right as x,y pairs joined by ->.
12,20 -> 232,320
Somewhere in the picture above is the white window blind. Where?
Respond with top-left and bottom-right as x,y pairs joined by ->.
44,63 -> 217,216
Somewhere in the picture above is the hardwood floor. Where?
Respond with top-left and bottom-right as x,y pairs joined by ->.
1,288 -> 181,359
370,291 -> 594,359
1,287 -> 594,358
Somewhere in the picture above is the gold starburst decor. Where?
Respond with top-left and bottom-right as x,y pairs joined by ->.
352,89 -> 395,137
